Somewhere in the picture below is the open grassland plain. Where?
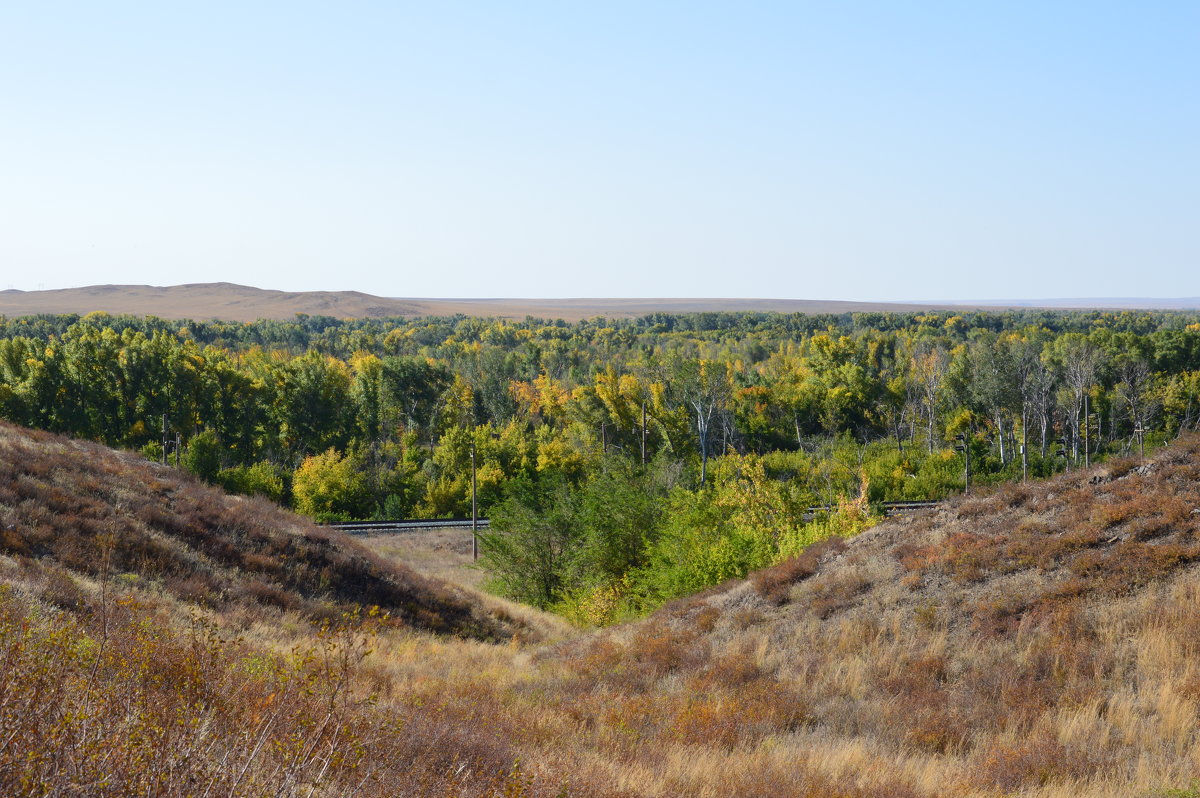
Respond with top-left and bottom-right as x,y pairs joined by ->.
4,282 -> 1198,323
2,421 -> 1200,796
0,282 -> 981,322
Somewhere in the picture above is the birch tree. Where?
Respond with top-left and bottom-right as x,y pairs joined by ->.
910,344 -> 949,453
673,358 -> 732,486
1048,335 -> 1101,462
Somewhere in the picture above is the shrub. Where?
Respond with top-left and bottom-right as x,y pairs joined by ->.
808,571 -> 870,618
692,604 -> 721,632
1069,542 -> 1200,594
292,448 -> 372,522
553,579 -> 634,627
635,489 -> 775,606
217,461 -> 288,503
40,565 -> 87,610
973,734 -> 1100,791
182,429 -> 223,481
625,623 -> 706,679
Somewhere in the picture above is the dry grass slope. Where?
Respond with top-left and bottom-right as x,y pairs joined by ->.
0,421 -> 519,641
547,436 -> 1200,796
3,421 -> 1200,796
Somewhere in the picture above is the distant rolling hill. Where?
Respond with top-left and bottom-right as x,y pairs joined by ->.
1,282 -> 1198,323
0,282 -> 970,322
972,297 -> 1200,310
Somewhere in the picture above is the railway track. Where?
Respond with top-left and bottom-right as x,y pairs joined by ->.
324,517 -> 491,534
326,501 -> 942,535
809,500 -> 942,514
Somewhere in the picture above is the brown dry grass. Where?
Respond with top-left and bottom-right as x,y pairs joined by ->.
0,420 -> 515,641
360,528 -> 575,645
4,422 -> 1200,796
359,528 -> 487,588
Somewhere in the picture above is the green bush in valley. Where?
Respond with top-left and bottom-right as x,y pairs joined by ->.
634,488 -> 776,605
217,461 -> 288,503
478,472 -> 579,609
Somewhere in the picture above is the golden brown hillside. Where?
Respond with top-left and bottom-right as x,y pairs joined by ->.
544,436 -> 1200,795
0,421 -> 523,641
3,423 -> 1200,796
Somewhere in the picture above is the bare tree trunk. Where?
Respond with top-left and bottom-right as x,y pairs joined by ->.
1180,394 -> 1197,435
1063,341 -> 1099,466
913,346 -> 947,455
1040,405 -> 1050,458
1021,407 -> 1029,481
1070,397 -> 1081,463
994,412 -> 1007,464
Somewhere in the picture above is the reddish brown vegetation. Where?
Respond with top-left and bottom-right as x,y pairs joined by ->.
5,423 -> 1200,796
0,421 -> 509,639
898,439 -> 1200,609
537,436 -> 1200,795
0,587 -> 575,798
750,536 -> 846,604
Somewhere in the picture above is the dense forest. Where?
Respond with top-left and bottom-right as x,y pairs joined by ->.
2,308 -> 1199,621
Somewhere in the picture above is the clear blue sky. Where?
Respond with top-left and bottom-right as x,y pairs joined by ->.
2,2 -> 1196,300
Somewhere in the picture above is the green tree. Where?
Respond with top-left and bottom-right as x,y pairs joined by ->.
275,351 -> 353,460
216,461 -> 288,503
479,472 -> 580,608
292,448 -> 371,522
574,460 -> 664,583
183,429 -> 223,481
635,487 -> 772,604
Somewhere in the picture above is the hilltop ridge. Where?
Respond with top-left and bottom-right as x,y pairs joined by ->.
0,282 -> 972,321
4,282 -> 1199,323
0,421 -> 523,641
541,436 -> 1200,794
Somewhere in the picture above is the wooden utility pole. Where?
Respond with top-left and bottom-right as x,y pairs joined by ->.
1056,437 -> 1070,471
955,434 -> 971,495
470,442 -> 478,562
641,401 -> 647,466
